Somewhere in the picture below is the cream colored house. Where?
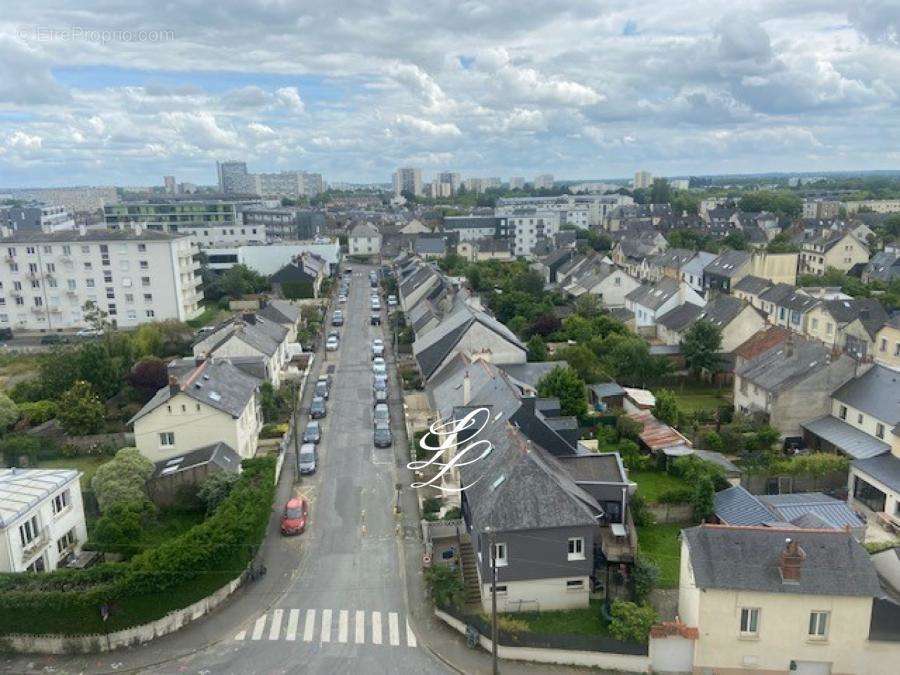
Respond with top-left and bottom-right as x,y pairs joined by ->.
348,222 -> 382,257
804,298 -> 888,356
130,359 -> 262,462
874,319 -> 900,368
657,295 -> 767,353
679,525 -> 899,675
193,314 -> 289,386
799,232 -> 869,276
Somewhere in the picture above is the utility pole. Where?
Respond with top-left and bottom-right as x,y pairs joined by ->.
292,379 -> 301,479
488,526 -> 499,675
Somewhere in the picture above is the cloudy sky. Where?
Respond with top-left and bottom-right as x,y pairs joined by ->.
1,1 -> 898,187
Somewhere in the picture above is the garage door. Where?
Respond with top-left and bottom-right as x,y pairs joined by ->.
793,660 -> 831,675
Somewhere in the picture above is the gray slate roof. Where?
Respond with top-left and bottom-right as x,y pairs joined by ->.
557,453 -> 628,484
0,229 -> 185,243
832,363 -> 900,426
131,358 -> 260,423
150,441 -> 241,479
801,415 -> 890,459
735,338 -> 831,393
733,275 -> 771,295
626,278 -> 680,311
852,454 -> 900,494
258,299 -> 301,326
459,421 -> 601,532
658,303 -> 703,331
496,362 -> 559,390
349,222 -> 380,238
704,250 -> 751,278
683,525 -> 882,597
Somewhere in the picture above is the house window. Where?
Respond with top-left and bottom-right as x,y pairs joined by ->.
51,489 -> 70,515
811,318 -> 818,330
567,537 -> 585,561
826,323 -> 833,334
493,542 -> 508,567
494,585 -> 508,595
159,432 -> 175,447
808,611 -> 829,639
566,579 -> 585,591
19,514 -> 40,547
853,475 -> 886,512
839,405 -> 847,420
881,338 -> 887,352
857,413 -> 864,425
739,607 -> 759,636
25,556 -> 46,573
876,423 -> 885,440
56,528 -> 77,554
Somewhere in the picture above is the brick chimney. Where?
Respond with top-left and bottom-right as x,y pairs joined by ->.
242,313 -> 257,325
168,375 -> 180,395
779,537 -> 805,583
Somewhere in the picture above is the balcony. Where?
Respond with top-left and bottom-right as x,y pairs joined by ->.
21,527 -> 49,565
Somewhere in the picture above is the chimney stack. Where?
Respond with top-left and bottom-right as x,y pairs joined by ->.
242,313 -> 257,325
463,370 -> 471,405
168,375 -> 180,394
779,537 -> 804,583
785,333 -> 795,358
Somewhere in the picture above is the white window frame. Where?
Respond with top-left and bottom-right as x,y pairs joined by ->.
493,542 -> 508,567
739,607 -> 759,636
19,514 -> 40,547
566,579 -> 585,591
567,537 -> 585,561
51,489 -> 70,515
159,431 -> 175,448
808,611 -> 828,640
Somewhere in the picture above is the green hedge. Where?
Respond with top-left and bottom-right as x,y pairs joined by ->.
0,456 -> 276,636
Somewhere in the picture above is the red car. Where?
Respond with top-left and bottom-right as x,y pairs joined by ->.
280,497 -> 309,535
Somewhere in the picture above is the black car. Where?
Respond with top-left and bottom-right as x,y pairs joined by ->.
373,421 -> 392,448
314,380 -> 329,400
310,396 -> 327,419
302,420 -> 321,443
370,313 -> 381,325
39,333 -> 68,345
0,328 -> 12,341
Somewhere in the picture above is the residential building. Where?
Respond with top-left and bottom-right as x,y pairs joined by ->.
269,253 -> 327,298
633,170 -> 653,189
131,358 -> 263,462
533,174 -> 554,189
844,199 -> 900,214
758,284 -> 820,334
647,248 -> 696,283
799,231 -> 870,275
442,216 -> 508,242
732,275 -> 772,310
456,238 -> 513,262
705,250 -> 798,292
163,176 -> 176,194
669,178 -> 690,190
874,317 -> 900,368
679,525 -> 899,675
1,205 -> 75,233
505,209 -> 560,257
254,170 -> 323,198
239,207 -> 324,240
216,160 -> 253,194
734,336 -> 858,437
203,241 -> 341,276
257,298 -> 301,342
398,263 -> 442,313
414,236 -> 447,260
0,227 -> 202,331
5,186 -> 118,213
561,260 -> 640,307
0,468 -> 88,573
802,199 -> 841,219
348,222 -> 382,257
713,485 -> 865,539
862,250 -> 900,284
508,176 -> 525,190
625,278 -> 705,335
147,442 -> 241,508
393,167 -> 423,198
497,194 -> 632,228
804,298 -> 888,357
657,295 -> 767,352
192,314 -> 290,387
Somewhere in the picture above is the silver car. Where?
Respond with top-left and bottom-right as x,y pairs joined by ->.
373,403 -> 390,427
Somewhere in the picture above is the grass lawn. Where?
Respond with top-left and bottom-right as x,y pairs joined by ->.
493,599 -> 610,636
137,509 -> 207,549
186,303 -> 229,329
628,470 -> 691,503
662,378 -> 731,414
637,523 -> 682,588
36,455 -> 109,488
0,351 -> 43,390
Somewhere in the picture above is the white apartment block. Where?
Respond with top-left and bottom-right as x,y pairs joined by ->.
508,176 -> 525,189
506,210 -> 560,257
496,194 -> 632,228
844,199 -> 900,214
203,241 -> 341,275
634,170 -> 653,189
393,167 -> 422,197
533,174 -> 554,189
0,227 -> 203,331
0,468 -> 88,573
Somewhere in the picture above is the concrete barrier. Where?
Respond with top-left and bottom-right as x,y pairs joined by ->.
434,608 -> 651,673
1,572 -> 247,654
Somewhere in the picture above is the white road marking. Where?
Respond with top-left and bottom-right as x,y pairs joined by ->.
321,608 -> 332,642
234,630 -> 246,641
371,610 -> 382,645
303,609 -> 316,642
388,612 -> 400,646
251,615 -> 266,641
268,608 -> 283,640
355,610 -> 365,644
338,609 -> 349,643
286,609 -> 299,641
406,619 -> 417,648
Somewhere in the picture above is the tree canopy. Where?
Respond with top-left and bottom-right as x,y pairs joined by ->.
537,365 -> 588,418
681,319 -> 723,375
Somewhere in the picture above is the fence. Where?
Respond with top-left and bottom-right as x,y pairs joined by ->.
421,518 -> 465,543
27,420 -> 133,453
647,503 -> 694,524
741,469 -> 848,496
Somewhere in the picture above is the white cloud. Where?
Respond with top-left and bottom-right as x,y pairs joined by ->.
6,131 -> 43,151
394,114 -> 461,137
274,87 -> 305,113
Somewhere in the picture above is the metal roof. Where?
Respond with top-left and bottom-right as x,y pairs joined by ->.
758,492 -> 865,532
0,468 -> 80,527
801,415 -> 890,460
852,454 -> 900,494
714,485 -> 774,526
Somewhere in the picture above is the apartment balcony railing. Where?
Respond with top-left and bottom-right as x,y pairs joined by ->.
21,526 -> 50,564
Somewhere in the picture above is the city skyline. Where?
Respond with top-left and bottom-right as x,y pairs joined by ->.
1,1 -> 898,187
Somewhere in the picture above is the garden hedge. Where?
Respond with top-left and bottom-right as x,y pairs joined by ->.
0,456 -> 275,636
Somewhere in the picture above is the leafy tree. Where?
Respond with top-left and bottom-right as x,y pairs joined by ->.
722,231 -> 747,250
0,390 -> 19,430
556,344 -> 608,384
77,341 -> 124,400
507,315 -> 529,337
216,264 -> 269,299
609,600 -> 658,644
702,430 -> 724,452
38,348 -> 82,399
670,190 -> 700,215
197,471 -> 240,515
259,382 -> 289,422
766,232 -> 799,253
681,319 -> 723,375
574,293 -> 601,318
632,559 -> 660,603
738,190 -> 801,217
537,365 -> 587,418
691,475 -> 715,522
652,389 -> 680,427
603,336 -> 672,386
91,447 -> 155,511
17,400 -> 58,426
649,178 -> 671,204
127,358 -> 169,399
526,335 -> 547,362
529,313 -> 561,337
616,415 -> 643,441
627,492 -> 654,527
0,434 -> 41,467
92,499 -> 155,548
58,380 -> 106,435
83,300 -> 110,333
424,564 -> 464,609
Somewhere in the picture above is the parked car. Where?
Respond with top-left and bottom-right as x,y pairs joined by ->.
76,328 -> 103,337
332,311 -> 344,326
0,328 -> 12,341
303,420 -> 321,443
280,497 -> 309,535
373,388 -> 388,405
371,300 -> 381,311
314,380 -> 329,400
316,374 -> 331,394
39,333 -> 67,345
373,403 -> 390,426
338,294 -> 347,304
373,374 -> 388,393
373,421 -> 392,448
310,396 -> 327,419
370,313 -> 381,326
371,338 -> 384,358
326,336 -> 339,351
298,443 -> 318,475
387,295 -> 398,308
373,357 -> 386,376
328,329 -> 340,340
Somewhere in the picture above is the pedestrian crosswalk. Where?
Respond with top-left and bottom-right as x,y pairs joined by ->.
234,608 -> 418,648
